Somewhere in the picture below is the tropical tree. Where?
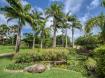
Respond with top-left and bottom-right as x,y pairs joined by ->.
85,0 -> 105,43
31,10 -> 43,49
85,14 -> 105,43
39,20 -> 46,48
46,2 -> 64,48
68,16 -> 82,48
1,0 -> 34,53
62,11 -> 71,48
0,24 -> 9,44
9,25 -> 18,45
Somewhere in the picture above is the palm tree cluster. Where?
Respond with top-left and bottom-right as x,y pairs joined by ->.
0,0 -> 82,53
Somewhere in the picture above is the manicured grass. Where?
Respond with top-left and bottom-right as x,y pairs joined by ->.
0,69 -> 86,78
0,45 -> 14,54
0,45 -> 31,54
0,58 -> 86,78
0,45 -> 69,54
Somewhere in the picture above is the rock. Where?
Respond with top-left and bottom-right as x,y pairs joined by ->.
24,64 -> 46,73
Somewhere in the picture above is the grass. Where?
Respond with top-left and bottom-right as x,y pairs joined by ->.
0,45 -> 69,54
0,45 -> 14,54
0,69 -> 86,78
0,58 -> 86,78
0,45 -> 32,54
0,45 -> 86,78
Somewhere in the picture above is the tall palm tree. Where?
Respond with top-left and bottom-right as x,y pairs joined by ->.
31,10 -> 43,49
68,16 -> 82,48
1,0 -> 34,53
39,20 -> 46,49
62,11 -> 71,48
46,2 -> 63,48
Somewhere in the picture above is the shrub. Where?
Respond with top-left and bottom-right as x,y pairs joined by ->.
14,48 -> 69,63
67,60 -> 87,75
94,45 -> 105,78
75,35 -> 99,50
6,63 -> 33,70
85,57 -> 96,71
67,48 -> 87,75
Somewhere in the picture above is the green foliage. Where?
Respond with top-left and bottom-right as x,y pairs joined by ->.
67,48 -> 87,75
75,35 -> 99,50
6,63 -> 33,70
14,48 -> 69,63
56,35 -> 71,47
94,45 -> 105,78
85,57 -> 96,71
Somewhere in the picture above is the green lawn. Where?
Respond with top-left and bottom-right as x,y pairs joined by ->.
0,58 -> 86,78
0,69 -> 86,78
0,45 -> 31,54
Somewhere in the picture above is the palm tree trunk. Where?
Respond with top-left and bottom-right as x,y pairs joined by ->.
15,26 -> 21,53
32,32 -> 35,49
2,35 -> 4,45
12,34 -> 14,45
40,38 -> 43,49
40,31 -> 43,49
72,26 -> 74,48
65,28 -> 68,48
62,28 -> 64,47
52,26 -> 57,48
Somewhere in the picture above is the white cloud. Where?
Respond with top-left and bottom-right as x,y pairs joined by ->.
87,0 -> 100,10
0,14 -> 7,25
45,17 -> 53,27
79,12 -> 90,25
21,0 -> 29,6
64,0 -> 84,14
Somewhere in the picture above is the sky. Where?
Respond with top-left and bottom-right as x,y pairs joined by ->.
0,0 -> 103,40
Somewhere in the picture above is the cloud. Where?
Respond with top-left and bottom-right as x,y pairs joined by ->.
79,12 -> 90,25
64,0 -> 84,14
45,17 -> 53,27
87,0 -> 100,10
50,0 -> 63,2
21,0 -> 29,6
0,14 -> 7,25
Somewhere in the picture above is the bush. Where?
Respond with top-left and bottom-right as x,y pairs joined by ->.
75,35 -> 99,50
85,57 -> 96,71
14,48 -> 69,63
6,63 -> 33,70
94,45 -> 105,78
67,48 -> 87,75
67,60 -> 87,75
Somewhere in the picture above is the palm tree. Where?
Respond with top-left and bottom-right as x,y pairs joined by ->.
31,10 -> 43,49
46,2 -> 63,48
68,16 -> 82,48
62,11 -> 71,48
85,0 -> 105,43
9,25 -> 18,45
39,20 -> 46,49
1,0 -> 34,53
0,24 -> 9,44
85,14 -> 105,43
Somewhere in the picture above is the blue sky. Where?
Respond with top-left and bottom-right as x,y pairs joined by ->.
0,0 -> 103,39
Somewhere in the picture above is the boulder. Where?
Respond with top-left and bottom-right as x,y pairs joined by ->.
24,64 -> 46,73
